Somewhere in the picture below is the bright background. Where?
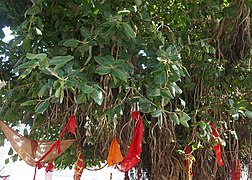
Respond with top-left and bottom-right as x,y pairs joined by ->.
0,137 -> 124,180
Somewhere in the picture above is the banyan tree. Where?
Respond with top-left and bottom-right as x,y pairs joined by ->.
0,0 -> 252,179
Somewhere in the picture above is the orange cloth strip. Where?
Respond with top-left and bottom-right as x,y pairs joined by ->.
107,138 -> 124,166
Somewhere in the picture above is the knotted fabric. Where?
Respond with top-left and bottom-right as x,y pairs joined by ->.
0,116 -> 76,180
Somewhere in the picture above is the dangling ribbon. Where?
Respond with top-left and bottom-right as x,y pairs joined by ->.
33,116 -> 77,180
45,163 -> 53,180
231,159 -> 241,180
107,138 -> 124,166
45,162 -> 54,173
210,122 -> 224,166
118,111 -> 144,172
185,145 -> 193,178
74,151 -> 85,180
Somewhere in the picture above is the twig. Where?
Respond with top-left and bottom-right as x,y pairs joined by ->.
45,67 -> 67,81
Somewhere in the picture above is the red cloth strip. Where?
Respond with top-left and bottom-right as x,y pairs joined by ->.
210,122 -> 224,166
45,162 -> 54,172
118,111 -> 144,172
232,159 -> 241,180
33,116 -> 77,180
185,145 -> 193,176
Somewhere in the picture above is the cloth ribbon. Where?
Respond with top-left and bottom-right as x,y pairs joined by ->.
210,122 -> 224,166
231,159 -> 241,180
45,162 -> 54,173
185,145 -> 193,178
107,138 -> 124,166
74,151 -> 85,180
33,116 -> 77,180
118,111 -> 144,172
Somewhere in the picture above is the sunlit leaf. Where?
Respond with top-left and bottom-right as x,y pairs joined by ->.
35,101 -> 49,113
91,89 -> 103,105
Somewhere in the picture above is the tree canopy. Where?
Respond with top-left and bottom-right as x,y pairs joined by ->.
0,0 -> 252,179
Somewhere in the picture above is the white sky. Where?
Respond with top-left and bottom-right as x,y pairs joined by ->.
0,143 -> 124,180
2,27 -> 14,42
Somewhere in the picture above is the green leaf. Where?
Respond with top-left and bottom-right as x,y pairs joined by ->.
63,39 -> 79,48
94,55 -> 114,66
160,88 -> 173,99
12,154 -> 19,162
139,98 -> 152,113
26,53 -> 47,60
38,84 -> 47,97
212,138 -> 218,147
151,110 -> 162,117
157,50 -> 169,59
15,60 -> 39,71
25,5 -> 41,15
149,88 -> 160,97
23,129 -> 28,136
35,101 -> 49,113
49,55 -> 74,65
199,121 -> 207,130
192,141 -> 201,150
19,68 -> 33,79
91,90 -> 103,105
228,99 -> 234,108
219,138 -> 226,147
134,0 -> 142,7
171,112 -> 180,125
236,100 -> 248,110
170,64 -> 180,76
21,100 -> 37,106
171,82 -> 183,94
80,83 -> 94,93
154,71 -> 166,85
179,112 -> 191,128
55,86 -> 62,98
49,55 -> 74,69
180,98 -> 186,107
60,87 -> 64,103
103,25 -> 116,37
5,158 -> 9,164
112,60 -> 125,67
122,22 -> 135,39
111,67 -> 128,82
38,58 -> 49,70
95,66 -> 112,75
80,26 -> 91,39
245,110 -> 252,119
79,44 -> 89,52
8,148 -> 13,155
